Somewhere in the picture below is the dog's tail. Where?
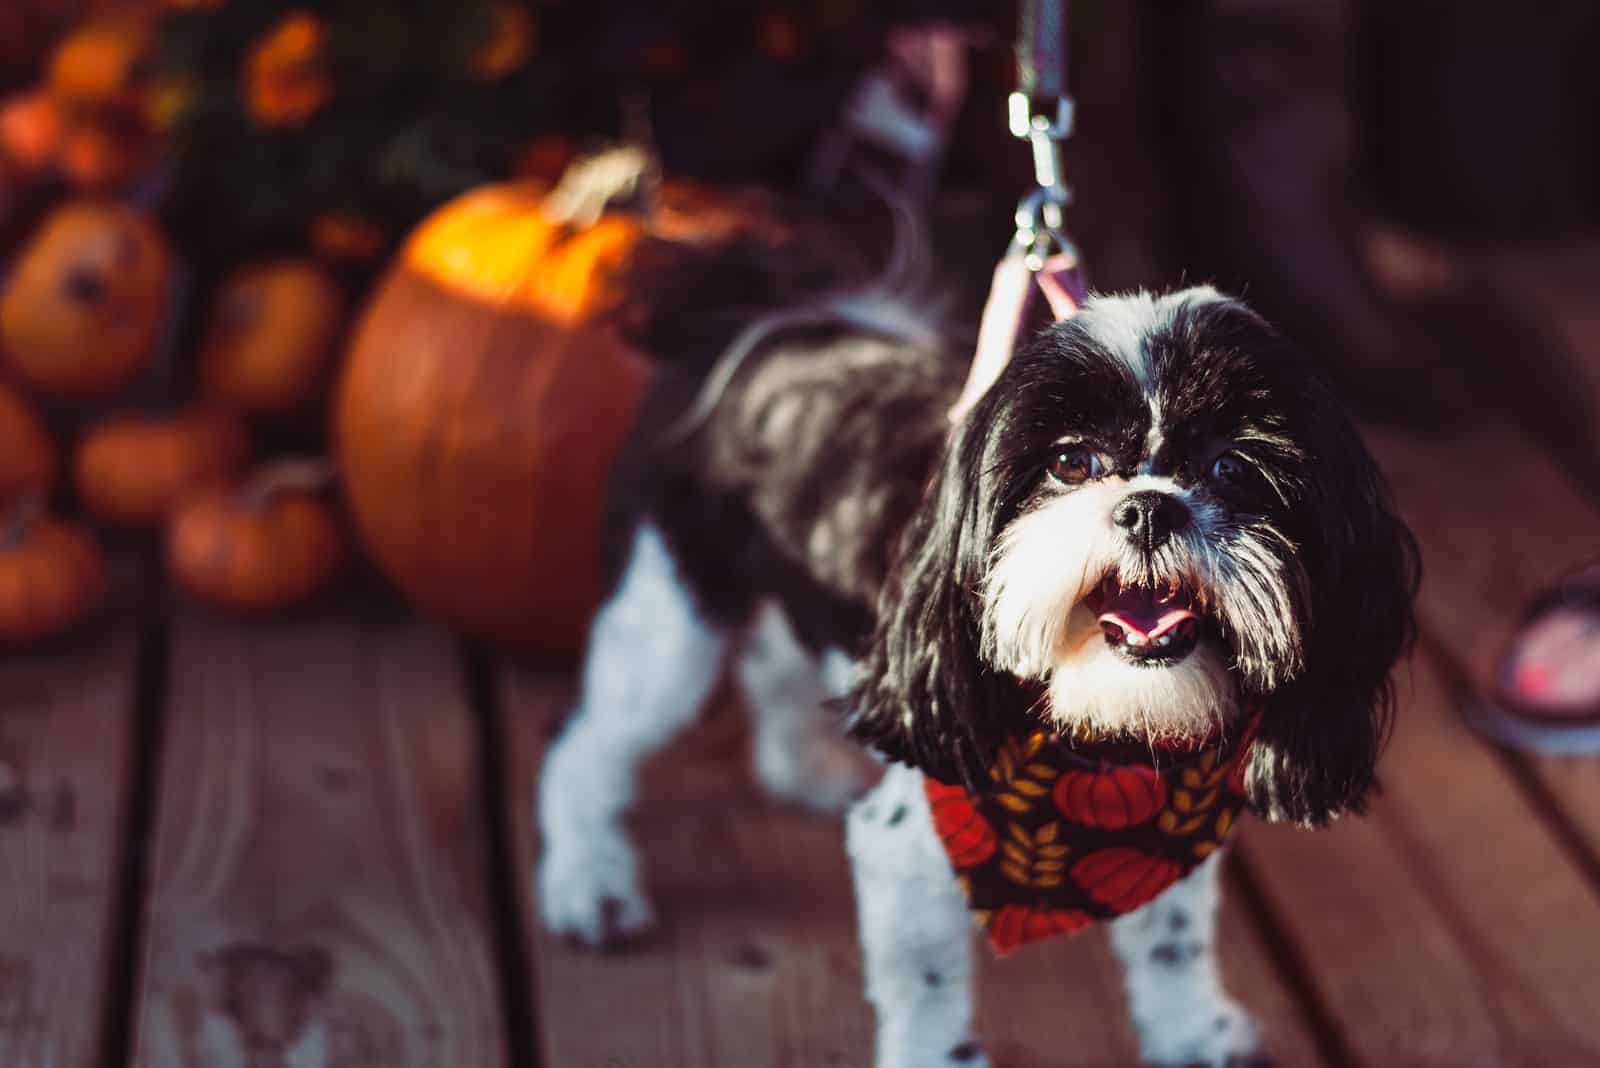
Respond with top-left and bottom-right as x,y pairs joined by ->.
661,176 -> 948,444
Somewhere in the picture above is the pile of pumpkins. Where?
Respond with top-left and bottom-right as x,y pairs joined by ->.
0,138 -> 808,654
0,195 -> 347,643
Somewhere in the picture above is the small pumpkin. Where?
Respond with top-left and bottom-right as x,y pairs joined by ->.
986,905 -> 1094,955
199,260 -> 345,415
1070,848 -> 1184,914
77,408 -> 250,526
1052,765 -> 1167,830
168,459 -> 341,612
0,383 -> 55,503
926,779 -> 998,868
336,157 -> 794,653
0,501 -> 106,642
1,201 -> 173,397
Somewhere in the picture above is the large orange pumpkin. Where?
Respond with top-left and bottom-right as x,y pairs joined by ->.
335,176 -> 783,653
167,460 -> 341,612
77,408 -> 251,525
0,505 -> 106,642
0,201 -> 172,396
200,260 -> 345,415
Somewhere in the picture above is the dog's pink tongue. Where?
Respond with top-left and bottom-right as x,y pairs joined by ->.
1098,587 -> 1198,645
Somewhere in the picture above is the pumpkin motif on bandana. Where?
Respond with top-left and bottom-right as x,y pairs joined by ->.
1053,765 -> 1166,829
1070,847 -> 1185,913
925,711 -> 1260,955
927,779 -> 997,868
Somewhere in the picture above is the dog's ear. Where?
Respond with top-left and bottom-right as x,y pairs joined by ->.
1246,415 -> 1420,826
847,407 -> 1021,788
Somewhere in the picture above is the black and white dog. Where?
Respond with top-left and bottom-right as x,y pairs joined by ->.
537,241 -> 1418,1064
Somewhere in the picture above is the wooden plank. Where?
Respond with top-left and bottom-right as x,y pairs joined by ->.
506,668 -> 1321,1067
0,622 -> 139,1068
1370,425 -> 1600,854
1231,410 -> 1600,1062
133,615 -> 506,1067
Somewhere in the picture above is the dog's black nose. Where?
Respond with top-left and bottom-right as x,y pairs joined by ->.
1112,491 -> 1190,551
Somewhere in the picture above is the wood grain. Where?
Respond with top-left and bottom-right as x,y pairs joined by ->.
132,616 -> 505,1068
1232,424 -> 1600,1064
504,668 -> 1321,1067
1371,425 -> 1600,855
0,625 -> 138,1068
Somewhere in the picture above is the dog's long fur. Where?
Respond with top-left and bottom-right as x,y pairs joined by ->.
539,219 -> 1418,1065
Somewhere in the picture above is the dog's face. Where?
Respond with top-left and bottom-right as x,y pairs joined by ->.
851,288 -> 1419,826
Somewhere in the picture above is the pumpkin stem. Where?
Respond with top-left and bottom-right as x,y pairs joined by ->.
542,145 -> 658,229
237,457 -> 335,511
0,491 -> 44,550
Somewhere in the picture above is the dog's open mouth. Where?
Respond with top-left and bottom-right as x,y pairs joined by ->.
1086,576 -> 1204,666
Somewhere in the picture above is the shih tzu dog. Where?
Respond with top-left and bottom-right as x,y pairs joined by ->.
537,221 -> 1418,1065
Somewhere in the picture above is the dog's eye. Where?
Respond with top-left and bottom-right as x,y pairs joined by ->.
1210,453 -> 1248,482
1048,446 -> 1108,485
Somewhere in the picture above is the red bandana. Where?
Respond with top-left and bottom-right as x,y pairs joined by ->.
925,716 -> 1259,955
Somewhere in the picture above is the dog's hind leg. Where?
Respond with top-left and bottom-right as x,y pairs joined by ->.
848,764 -> 989,1068
1108,851 -> 1270,1067
736,599 -> 880,813
537,521 -> 729,948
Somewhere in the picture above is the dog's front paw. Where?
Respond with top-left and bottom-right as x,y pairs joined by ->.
1137,1001 -> 1267,1068
538,835 -> 655,949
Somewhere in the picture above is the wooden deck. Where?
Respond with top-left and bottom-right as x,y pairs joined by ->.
6,406 -> 1600,1067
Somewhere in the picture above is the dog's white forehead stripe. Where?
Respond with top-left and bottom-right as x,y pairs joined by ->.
1080,287 -> 1229,474
1080,291 -> 1157,391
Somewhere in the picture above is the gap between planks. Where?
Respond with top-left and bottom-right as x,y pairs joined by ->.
494,658 -> 1324,1068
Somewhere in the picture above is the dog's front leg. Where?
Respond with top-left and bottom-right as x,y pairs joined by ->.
1108,851 -> 1270,1067
848,765 -> 989,1068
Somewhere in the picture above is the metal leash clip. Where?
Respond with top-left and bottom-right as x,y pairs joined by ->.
1007,91 -> 1077,270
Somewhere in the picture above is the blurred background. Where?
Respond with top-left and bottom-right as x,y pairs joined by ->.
3,2 -> 1600,1065
0,0 -> 1596,649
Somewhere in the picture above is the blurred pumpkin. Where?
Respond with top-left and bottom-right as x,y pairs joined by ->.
168,458 -> 341,612
0,201 -> 173,397
199,260 -> 345,415
77,408 -> 250,526
47,13 -> 155,110
0,502 -> 106,642
334,157 -> 796,653
0,384 -> 55,504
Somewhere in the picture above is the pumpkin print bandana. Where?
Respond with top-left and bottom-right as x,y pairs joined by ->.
925,716 -> 1258,955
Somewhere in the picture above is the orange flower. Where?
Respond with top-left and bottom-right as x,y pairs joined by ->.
469,3 -> 534,81
310,213 -> 386,262
245,11 -> 330,127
